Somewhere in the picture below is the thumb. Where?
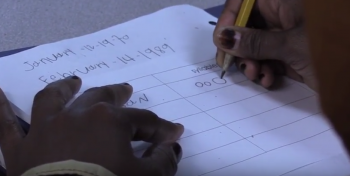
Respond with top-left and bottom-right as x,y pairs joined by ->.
214,26 -> 287,61
139,142 -> 182,176
0,88 -> 25,159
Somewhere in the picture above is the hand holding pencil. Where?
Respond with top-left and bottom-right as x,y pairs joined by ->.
219,0 -> 255,79
213,0 -> 316,90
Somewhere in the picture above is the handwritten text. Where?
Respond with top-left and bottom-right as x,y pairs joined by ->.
195,77 -> 227,87
124,93 -> 149,107
81,34 -> 130,51
38,61 -> 110,84
113,43 -> 175,65
191,63 -> 219,74
24,49 -> 76,71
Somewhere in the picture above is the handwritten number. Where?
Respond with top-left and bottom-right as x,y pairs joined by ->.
99,39 -> 115,47
195,82 -> 204,87
112,35 -> 129,44
154,46 -> 165,53
117,55 -> 135,64
145,48 -> 160,56
30,39 -> 175,85
195,77 -> 227,88
162,44 -> 175,52
138,51 -> 152,60
83,45 -> 95,51
196,81 -> 211,87
212,77 -> 227,84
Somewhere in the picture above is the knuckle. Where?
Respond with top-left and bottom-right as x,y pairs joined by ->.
0,95 -> 18,130
114,110 -> 130,123
91,102 -> 115,113
3,119 -> 19,131
128,108 -> 159,122
143,109 -> 159,121
90,102 -> 124,120
85,86 -> 117,99
34,87 -> 65,102
87,102 -> 121,122
242,30 -> 262,58
101,86 -> 118,97
0,116 -> 21,139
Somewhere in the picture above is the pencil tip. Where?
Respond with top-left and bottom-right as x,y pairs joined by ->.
220,71 -> 225,79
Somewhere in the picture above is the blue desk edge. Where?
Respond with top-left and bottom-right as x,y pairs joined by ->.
0,4 -> 224,175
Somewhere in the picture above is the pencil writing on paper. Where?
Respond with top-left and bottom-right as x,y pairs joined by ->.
0,5 -> 348,175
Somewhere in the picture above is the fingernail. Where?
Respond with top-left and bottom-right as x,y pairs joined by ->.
123,83 -> 130,85
66,76 -> 79,79
174,123 -> 184,139
71,76 -> 79,79
218,28 -> 238,49
258,74 -> 265,80
172,143 -> 182,163
175,123 -> 184,128
240,63 -> 246,71
209,21 -> 217,25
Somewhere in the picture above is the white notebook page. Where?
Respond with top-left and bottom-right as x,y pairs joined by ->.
0,4 -> 350,176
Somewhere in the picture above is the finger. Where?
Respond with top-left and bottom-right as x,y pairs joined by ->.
213,26 -> 287,61
274,61 -> 307,88
69,83 -> 132,110
214,0 -> 262,70
0,88 -> 25,156
137,142 -> 182,176
258,60 -> 298,89
120,108 -> 184,143
257,63 -> 275,88
31,76 -> 82,125
235,59 -> 282,89
235,58 -> 261,81
214,0 -> 243,70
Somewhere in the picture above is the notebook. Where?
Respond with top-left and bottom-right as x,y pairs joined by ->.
0,4 -> 349,176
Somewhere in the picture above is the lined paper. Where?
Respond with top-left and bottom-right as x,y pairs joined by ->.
0,4 -> 349,175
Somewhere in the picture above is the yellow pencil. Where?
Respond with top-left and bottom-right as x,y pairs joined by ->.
220,0 -> 256,79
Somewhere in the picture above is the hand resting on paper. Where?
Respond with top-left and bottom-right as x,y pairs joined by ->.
213,0 -> 316,90
0,76 -> 183,176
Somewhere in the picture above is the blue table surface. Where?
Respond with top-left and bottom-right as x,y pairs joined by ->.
0,5 -> 223,57
0,4 -> 224,175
